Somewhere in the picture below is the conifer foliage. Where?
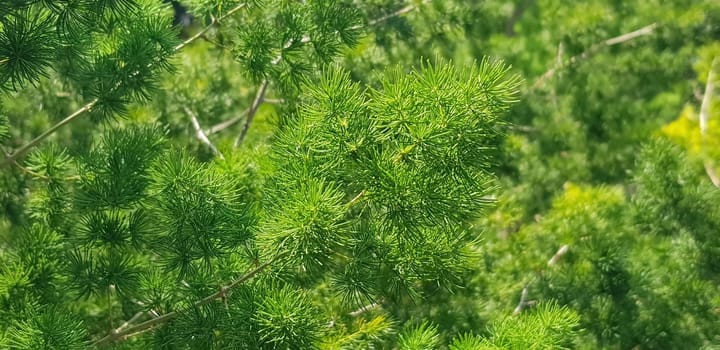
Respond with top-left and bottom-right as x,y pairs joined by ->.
1,0 -> 719,349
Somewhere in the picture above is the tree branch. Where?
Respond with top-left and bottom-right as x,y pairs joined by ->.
2,3 -> 250,166
513,286 -> 529,315
184,106 -> 225,160
547,244 -> 569,266
350,0 -> 430,30
2,99 -> 98,165
234,79 -> 268,148
532,23 -> 658,89
699,57 -> 719,187
349,299 -> 384,317
93,253 -> 284,347
204,109 -> 249,135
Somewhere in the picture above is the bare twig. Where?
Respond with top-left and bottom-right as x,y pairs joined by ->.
532,23 -> 658,89
93,253 -> 284,347
513,286 -> 529,315
205,109 -> 249,135
2,3 -> 250,166
699,57 -> 719,187
184,107 -> 225,160
263,98 -> 285,104
547,244 -> 569,266
234,79 -> 268,148
349,299 -> 384,317
512,244 -> 570,315
174,4 -> 246,52
115,311 -> 146,333
3,100 -> 98,165
347,190 -> 367,208
349,0 -> 430,30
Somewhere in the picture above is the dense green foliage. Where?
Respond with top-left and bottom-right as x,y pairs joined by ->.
0,0 -> 719,348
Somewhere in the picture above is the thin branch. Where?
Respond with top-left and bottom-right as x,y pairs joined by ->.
210,1 -> 427,141
347,190 -> 367,208
349,299 -> 384,317
206,109 -> 249,135
3,99 -> 98,165
513,244 -> 570,315
350,0 -> 430,30
532,23 -> 658,89
184,106 -> 225,160
234,79 -> 268,148
263,98 -> 285,104
513,286 -> 529,315
547,244 -> 569,266
115,311 -> 146,333
2,3 -> 250,166
174,3 -> 246,52
174,16 -> 218,52
93,253 -> 284,347
699,57 -> 719,187
1,153 -> 80,181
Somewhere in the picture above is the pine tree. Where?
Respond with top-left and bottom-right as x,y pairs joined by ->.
2,0 -> 719,349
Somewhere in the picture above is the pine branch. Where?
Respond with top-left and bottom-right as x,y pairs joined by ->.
699,57 -> 719,187
184,106 -> 225,159
93,252 -> 285,347
2,99 -> 98,165
532,23 -> 658,89
212,2 -> 427,144
234,79 -> 268,148
2,3 -> 250,167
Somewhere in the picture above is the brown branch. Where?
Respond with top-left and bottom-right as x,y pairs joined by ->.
532,23 -> 658,89
2,3 -> 250,167
234,79 -> 268,148
699,57 -> 719,187
93,253 -> 284,347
